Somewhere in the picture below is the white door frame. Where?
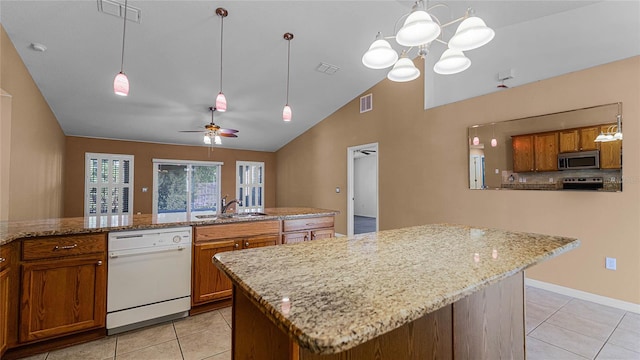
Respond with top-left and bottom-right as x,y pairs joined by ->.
347,142 -> 379,236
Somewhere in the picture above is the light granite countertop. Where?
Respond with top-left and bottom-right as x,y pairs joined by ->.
213,223 -> 579,355
0,207 -> 338,245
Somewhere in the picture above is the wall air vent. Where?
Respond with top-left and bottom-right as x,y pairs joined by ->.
360,93 -> 373,113
316,62 -> 340,75
98,0 -> 142,23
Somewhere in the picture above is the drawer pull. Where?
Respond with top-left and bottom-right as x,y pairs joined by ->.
244,242 -> 249,247
0,257 -> 6,263
97,261 -> 103,266
53,244 -> 78,251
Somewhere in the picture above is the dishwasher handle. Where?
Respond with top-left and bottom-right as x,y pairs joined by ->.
109,245 -> 187,259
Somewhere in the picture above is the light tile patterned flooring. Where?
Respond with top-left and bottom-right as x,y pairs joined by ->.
17,287 -> 640,360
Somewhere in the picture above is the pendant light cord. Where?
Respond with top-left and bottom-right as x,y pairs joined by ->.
219,15 -> 224,91
286,38 -> 291,105
120,0 -> 128,73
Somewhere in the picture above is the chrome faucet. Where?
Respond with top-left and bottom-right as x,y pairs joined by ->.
221,197 -> 242,214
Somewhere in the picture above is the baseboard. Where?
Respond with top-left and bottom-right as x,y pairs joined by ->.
525,278 -> 640,314
334,233 -> 346,237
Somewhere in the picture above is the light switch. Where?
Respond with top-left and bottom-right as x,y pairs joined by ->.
495,169 -> 499,174
335,187 -> 340,193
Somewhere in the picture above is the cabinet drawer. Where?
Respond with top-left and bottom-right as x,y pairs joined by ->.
22,233 -> 107,261
195,220 -> 280,242
283,216 -> 334,232
0,245 -> 10,271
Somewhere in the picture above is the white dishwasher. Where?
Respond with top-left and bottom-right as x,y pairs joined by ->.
107,227 -> 192,335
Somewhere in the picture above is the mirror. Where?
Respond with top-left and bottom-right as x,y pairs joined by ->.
468,103 -> 622,191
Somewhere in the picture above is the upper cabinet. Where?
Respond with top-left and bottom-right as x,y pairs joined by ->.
599,123 -> 622,169
559,126 -> 599,153
534,132 -> 559,172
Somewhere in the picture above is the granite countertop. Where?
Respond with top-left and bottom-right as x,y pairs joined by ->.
213,223 -> 579,355
0,207 -> 338,245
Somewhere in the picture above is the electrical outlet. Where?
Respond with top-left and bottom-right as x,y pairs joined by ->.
549,177 -> 554,183
495,169 -> 499,174
605,257 -> 617,270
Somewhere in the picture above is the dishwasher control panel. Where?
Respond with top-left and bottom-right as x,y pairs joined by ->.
108,227 -> 192,251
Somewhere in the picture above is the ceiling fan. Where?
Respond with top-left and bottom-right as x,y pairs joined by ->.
180,106 -> 239,145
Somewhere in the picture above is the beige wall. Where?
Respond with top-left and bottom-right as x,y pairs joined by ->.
0,89 -> 12,220
64,136 -> 277,217
276,56 -> 640,305
1,26 -> 66,220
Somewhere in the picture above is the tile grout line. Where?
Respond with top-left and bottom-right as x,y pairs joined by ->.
172,321 -> 186,360
592,312 -> 631,359
527,336 -> 591,360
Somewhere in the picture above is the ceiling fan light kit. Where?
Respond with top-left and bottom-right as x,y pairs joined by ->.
113,0 -> 130,96
362,0 -> 495,82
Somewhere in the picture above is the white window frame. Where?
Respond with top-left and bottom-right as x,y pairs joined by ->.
84,153 -> 134,217
152,159 -> 223,220
236,161 -> 265,213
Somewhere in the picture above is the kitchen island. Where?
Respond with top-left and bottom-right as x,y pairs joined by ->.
213,224 -> 579,359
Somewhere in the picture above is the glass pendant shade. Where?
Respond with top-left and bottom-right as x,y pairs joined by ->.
215,92 -> 227,112
396,10 -> 441,47
613,131 -> 623,140
472,136 -> 480,146
448,17 -> 495,51
433,49 -> 471,75
491,138 -> 498,147
387,58 -> 420,82
362,39 -> 398,69
203,135 -> 212,145
214,135 -> 222,145
283,105 -> 292,122
113,72 -> 129,96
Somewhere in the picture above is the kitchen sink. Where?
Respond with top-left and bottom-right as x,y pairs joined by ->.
195,214 -> 218,219
196,212 -> 268,220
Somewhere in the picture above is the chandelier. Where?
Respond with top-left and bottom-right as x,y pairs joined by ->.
362,1 -> 495,82
594,103 -> 623,142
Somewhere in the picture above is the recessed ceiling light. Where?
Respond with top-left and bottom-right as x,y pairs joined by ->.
30,43 -> 47,52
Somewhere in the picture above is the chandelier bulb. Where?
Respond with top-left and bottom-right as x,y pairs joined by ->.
114,72 -> 129,96
216,92 -> 227,112
491,138 -> 498,147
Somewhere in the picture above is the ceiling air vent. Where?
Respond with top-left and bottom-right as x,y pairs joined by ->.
98,0 -> 142,23
360,93 -> 372,113
316,62 -> 340,75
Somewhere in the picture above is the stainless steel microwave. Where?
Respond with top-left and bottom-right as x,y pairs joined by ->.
558,150 -> 600,170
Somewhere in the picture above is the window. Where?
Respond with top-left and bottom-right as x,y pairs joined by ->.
236,161 -> 264,213
152,159 -> 222,221
85,153 -> 134,217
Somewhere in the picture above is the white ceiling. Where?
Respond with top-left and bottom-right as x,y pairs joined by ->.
1,0 -> 629,152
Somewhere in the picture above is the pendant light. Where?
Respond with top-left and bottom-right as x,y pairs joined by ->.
396,5 -> 440,47
448,16 -> 495,52
433,49 -> 471,75
215,8 -> 228,112
113,0 -> 130,96
490,123 -> 498,147
283,32 -> 294,122
361,32 -> 398,69
387,53 -> 420,82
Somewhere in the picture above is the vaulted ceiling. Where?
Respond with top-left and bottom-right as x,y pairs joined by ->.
2,1 -> 637,151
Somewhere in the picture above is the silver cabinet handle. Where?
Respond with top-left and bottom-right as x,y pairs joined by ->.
97,261 -> 103,266
54,244 -> 78,251
234,243 -> 239,249
244,242 -> 249,247
0,257 -> 6,263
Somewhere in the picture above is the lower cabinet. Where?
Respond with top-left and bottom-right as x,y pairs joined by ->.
281,217 -> 335,244
19,234 -> 107,343
192,221 -> 280,308
1,244 -> 12,356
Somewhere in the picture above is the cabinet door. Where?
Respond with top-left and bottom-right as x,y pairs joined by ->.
282,232 -> 309,245
579,126 -> 600,151
512,135 -> 534,172
600,140 -> 622,169
559,130 -> 579,153
311,229 -> 334,241
534,133 -> 559,171
0,266 -> 9,354
193,240 -> 235,305
242,235 -> 279,249
20,254 -> 106,342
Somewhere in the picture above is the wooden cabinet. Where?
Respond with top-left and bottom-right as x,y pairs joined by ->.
559,126 -> 599,153
579,126 -> 600,151
512,135 -> 534,172
282,217 -> 335,244
1,245 -> 12,355
192,221 -> 280,309
599,123 -> 622,169
19,234 -> 106,343
534,132 -> 558,171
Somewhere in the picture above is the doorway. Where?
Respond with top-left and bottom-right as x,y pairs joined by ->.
347,143 -> 378,236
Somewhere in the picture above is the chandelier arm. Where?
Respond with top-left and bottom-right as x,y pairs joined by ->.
434,38 -> 448,46
440,14 -> 467,29
392,12 -> 411,36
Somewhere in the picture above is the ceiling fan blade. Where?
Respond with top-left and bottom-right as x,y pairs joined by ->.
219,128 -> 239,134
219,133 -> 238,138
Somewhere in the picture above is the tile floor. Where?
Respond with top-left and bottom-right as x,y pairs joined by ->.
16,287 -> 640,360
